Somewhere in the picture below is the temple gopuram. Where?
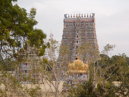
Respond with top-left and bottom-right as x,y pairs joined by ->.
59,13 -> 100,88
58,13 -> 99,63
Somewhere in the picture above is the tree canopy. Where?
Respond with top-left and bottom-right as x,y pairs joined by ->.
0,0 -> 47,63
0,0 -> 49,96
69,44 -> 129,97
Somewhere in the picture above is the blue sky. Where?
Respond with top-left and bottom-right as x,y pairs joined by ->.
17,0 -> 129,56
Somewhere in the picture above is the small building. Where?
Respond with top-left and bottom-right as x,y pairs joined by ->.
66,57 -> 89,86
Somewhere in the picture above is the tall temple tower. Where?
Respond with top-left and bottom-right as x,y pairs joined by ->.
59,13 -> 99,63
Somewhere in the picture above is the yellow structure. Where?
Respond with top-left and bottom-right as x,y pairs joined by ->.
65,57 -> 89,86
67,57 -> 88,73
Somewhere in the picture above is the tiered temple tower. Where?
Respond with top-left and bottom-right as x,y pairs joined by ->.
59,13 -> 99,63
16,47 -> 42,84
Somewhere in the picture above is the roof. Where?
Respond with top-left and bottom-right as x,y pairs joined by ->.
67,57 -> 88,73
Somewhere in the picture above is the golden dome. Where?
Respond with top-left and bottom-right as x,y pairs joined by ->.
73,58 -> 84,66
68,57 -> 88,73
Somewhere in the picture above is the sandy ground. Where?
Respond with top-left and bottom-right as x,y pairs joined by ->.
0,80 -> 65,97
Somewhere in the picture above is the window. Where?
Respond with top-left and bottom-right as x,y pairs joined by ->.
78,73 -> 83,77
77,41 -> 78,43
77,36 -> 78,38
25,70 -> 27,73
83,75 -> 86,78
73,23 -> 75,26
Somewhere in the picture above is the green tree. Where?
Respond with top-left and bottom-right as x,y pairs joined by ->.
0,0 -> 48,96
69,77 -> 119,97
0,58 -> 15,71
0,0 -> 47,62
